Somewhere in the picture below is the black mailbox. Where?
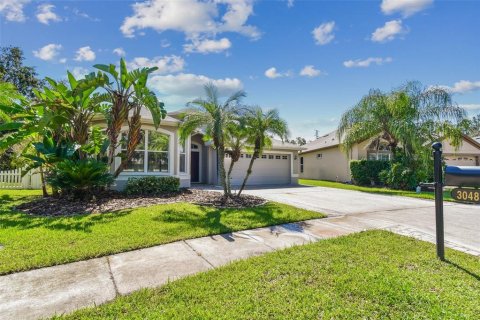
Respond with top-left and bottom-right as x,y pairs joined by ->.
444,166 -> 480,188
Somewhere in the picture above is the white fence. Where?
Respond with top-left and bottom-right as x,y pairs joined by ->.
0,169 -> 42,189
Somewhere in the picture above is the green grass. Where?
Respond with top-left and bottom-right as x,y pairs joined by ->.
57,230 -> 480,319
0,189 -> 324,275
300,179 -> 454,201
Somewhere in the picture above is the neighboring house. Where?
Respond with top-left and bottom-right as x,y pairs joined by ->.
299,130 -> 480,182
94,110 -> 302,190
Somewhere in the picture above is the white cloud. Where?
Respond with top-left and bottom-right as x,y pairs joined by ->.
437,80 -> 480,94
381,0 -> 433,17
59,58 -> 67,64
120,0 -> 260,40
265,67 -> 280,79
33,43 -> 62,61
127,55 -> 185,74
113,47 -> 126,57
343,57 -> 393,68
36,3 -> 61,25
264,67 -> 292,79
72,8 -> 100,22
71,67 -> 90,79
312,21 -> 335,45
287,0 -> 294,8
184,37 -> 232,54
459,104 -> 480,112
0,0 -> 30,22
74,46 -> 96,61
161,39 -> 171,48
299,65 -> 322,77
149,73 -> 243,107
371,20 -> 406,42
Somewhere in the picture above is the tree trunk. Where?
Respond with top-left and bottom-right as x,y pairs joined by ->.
237,151 -> 258,196
39,164 -> 48,197
226,156 -> 236,195
107,98 -> 128,168
217,146 -> 229,197
113,109 -> 142,178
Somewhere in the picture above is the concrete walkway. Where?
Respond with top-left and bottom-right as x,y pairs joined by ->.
2,217 -> 356,320
1,186 -> 479,319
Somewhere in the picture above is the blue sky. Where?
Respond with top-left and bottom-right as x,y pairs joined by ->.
1,0 -> 479,140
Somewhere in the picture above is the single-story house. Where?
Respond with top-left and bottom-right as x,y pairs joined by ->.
95,109 -> 302,190
299,130 -> 480,182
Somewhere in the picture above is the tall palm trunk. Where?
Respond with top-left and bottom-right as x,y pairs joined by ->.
226,156 -> 235,195
237,149 -> 259,196
217,146 -> 229,197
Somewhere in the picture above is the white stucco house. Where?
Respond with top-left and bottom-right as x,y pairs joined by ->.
95,110 -> 302,190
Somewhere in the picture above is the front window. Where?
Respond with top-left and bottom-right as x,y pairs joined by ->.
147,131 -> 169,172
367,152 -> 391,161
121,130 -> 170,173
179,141 -> 186,173
122,131 -> 145,172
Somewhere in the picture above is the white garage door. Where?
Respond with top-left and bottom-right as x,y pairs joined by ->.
225,153 -> 291,186
445,156 -> 477,166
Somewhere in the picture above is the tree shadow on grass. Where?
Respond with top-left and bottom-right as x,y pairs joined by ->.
0,207 -> 133,233
445,259 -> 480,281
152,203 -> 290,238
0,194 -> 14,205
0,194 -> 42,206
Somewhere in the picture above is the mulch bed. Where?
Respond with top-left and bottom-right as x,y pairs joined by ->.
15,189 -> 267,217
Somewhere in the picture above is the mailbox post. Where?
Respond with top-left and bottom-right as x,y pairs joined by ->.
432,142 -> 445,261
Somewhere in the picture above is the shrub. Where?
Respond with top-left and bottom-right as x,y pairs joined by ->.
125,176 -> 180,195
350,160 -> 390,186
379,162 -> 418,190
47,159 -> 114,198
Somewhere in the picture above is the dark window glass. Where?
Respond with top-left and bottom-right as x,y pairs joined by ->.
124,151 -> 145,172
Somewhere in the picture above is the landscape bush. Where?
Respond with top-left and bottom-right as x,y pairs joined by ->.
378,152 -> 431,191
47,159 -> 114,198
125,176 -> 180,195
350,160 -> 390,186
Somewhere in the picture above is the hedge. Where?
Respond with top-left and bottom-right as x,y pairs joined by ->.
350,160 -> 390,186
125,176 -> 180,195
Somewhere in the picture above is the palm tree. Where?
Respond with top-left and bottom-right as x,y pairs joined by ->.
237,107 -> 289,196
337,81 -> 466,158
224,117 -> 248,195
179,83 -> 246,197
82,58 -> 166,177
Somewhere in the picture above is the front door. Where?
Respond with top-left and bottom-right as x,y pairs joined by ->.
191,151 -> 200,183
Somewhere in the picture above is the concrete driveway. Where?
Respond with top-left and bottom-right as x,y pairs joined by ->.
243,186 -> 480,254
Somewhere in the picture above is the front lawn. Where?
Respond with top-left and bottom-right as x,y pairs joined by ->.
300,179 -> 454,201
0,189 -> 324,275
58,231 -> 480,319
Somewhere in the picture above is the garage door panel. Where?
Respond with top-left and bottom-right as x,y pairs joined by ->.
225,154 -> 291,185
445,156 -> 477,166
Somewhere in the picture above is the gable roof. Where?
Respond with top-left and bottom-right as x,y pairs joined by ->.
271,139 -> 305,151
139,108 -> 181,124
463,134 -> 480,150
301,130 -> 341,154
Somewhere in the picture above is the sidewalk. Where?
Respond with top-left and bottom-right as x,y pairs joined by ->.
1,214 -> 478,320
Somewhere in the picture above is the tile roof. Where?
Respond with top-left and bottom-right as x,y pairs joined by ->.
301,130 -> 341,153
